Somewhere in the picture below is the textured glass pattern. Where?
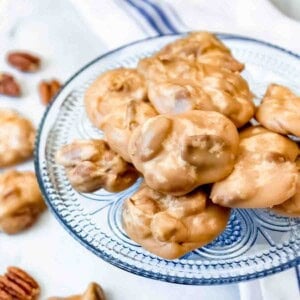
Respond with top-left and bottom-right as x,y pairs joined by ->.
35,34 -> 300,285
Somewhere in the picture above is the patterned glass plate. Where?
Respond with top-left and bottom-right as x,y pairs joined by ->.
35,33 -> 300,285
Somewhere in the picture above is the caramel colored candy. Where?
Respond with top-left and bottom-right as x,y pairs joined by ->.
56,139 -> 139,193
256,84 -> 300,137
156,31 -> 244,72
84,68 -> 156,161
85,68 -> 148,129
0,170 -> 46,234
0,109 -> 35,167
129,110 -> 239,195
272,159 -> 300,217
122,183 -> 230,259
139,59 -> 254,128
211,126 -> 299,208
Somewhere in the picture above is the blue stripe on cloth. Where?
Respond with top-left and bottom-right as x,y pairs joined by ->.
125,0 -> 164,34
296,265 -> 300,291
163,1 -> 189,30
141,0 -> 178,33
113,0 -> 155,35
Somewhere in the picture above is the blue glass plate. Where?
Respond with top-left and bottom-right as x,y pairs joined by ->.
35,33 -> 300,285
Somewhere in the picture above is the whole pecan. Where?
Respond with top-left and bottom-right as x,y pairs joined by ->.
38,79 -> 61,105
0,266 -> 40,300
0,73 -> 21,97
7,51 -> 41,72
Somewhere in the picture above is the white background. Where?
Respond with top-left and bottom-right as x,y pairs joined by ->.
0,0 -> 299,299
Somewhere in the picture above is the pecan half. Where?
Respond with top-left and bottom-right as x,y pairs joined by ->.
0,73 -> 21,97
7,51 -> 41,72
38,79 -> 61,105
0,266 -> 40,300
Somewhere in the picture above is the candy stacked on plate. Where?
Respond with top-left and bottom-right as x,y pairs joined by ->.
56,32 -> 300,259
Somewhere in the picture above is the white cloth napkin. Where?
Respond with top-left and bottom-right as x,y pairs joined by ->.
70,0 -> 300,53
0,0 -> 299,299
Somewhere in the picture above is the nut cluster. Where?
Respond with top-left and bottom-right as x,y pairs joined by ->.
272,158 -> 300,217
0,109 -> 36,167
0,170 -> 46,234
123,184 -> 230,259
81,31 -> 300,259
256,84 -> 300,137
211,126 -> 299,208
138,57 -> 254,127
55,139 -> 139,193
156,31 -> 244,72
85,68 -> 156,162
129,110 -> 239,195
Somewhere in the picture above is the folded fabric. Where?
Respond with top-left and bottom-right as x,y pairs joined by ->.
70,0 -> 300,53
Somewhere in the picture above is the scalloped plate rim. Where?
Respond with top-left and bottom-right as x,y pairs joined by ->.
35,32 -> 300,285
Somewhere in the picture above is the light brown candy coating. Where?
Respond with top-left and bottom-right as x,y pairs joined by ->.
156,31 -> 244,72
211,152 -> 297,208
256,84 -> 300,137
48,282 -> 105,300
0,109 -> 35,167
238,125 -> 270,139
84,68 -> 157,161
147,79 -> 213,114
146,62 -> 254,127
138,57 -> 199,82
211,126 -> 299,208
138,54 -> 253,128
122,183 -> 230,259
84,68 -> 148,129
239,126 -> 299,161
102,99 -> 157,162
129,110 -> 239,195
198,67 -> 254,127
55,139 -> 139,193
0,170 -> 46,234
272,159 -> 300,217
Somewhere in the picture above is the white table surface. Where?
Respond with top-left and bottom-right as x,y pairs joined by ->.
0,1 -> 297,299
